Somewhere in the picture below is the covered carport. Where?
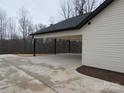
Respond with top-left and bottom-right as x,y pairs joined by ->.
33,35 -> 82,56
32,31 -> 83,65
30,14 -> 86,66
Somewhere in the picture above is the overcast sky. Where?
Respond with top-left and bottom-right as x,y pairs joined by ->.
0,0 -> 102,26
0,0 -> 64,25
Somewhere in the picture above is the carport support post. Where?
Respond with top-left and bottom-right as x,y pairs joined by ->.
54,38 -> 56,54
68,40 -> 71,53
33,38 -> 36,56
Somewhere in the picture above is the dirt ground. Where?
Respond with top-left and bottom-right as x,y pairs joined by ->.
0,54 -> 124,93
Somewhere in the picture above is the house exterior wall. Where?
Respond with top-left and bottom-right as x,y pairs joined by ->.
33,0 -> 124,73
82,0 -> 124,73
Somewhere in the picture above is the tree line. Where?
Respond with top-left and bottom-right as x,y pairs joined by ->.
0,0 -> 103,54
0,7 -> 47,54
59,0 -> 104,20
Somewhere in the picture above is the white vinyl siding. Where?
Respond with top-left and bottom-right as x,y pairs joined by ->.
82,0 -> 124,73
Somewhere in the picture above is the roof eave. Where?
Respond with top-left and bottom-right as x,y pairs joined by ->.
30,26 -> 79,36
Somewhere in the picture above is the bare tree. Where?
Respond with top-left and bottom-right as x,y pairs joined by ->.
83,0 -> 96,13
73,0 -> 98,15
27,20 -> 34,36
0,9 -> 7,40
34,23 -> 46,32
18,7 -> 33,52
7,17 -> 18,39
73,0 -> 86,16
18,7 -> 29,38
59,0 -> 99,20
59,0 -> 74,20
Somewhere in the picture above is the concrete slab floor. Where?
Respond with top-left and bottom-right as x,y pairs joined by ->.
0,54 -> 124,93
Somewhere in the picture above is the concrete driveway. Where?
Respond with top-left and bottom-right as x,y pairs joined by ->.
0,54 -> 124,93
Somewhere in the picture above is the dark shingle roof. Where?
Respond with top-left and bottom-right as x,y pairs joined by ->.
32,13 -> 90,35
31,0 -> 114,36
